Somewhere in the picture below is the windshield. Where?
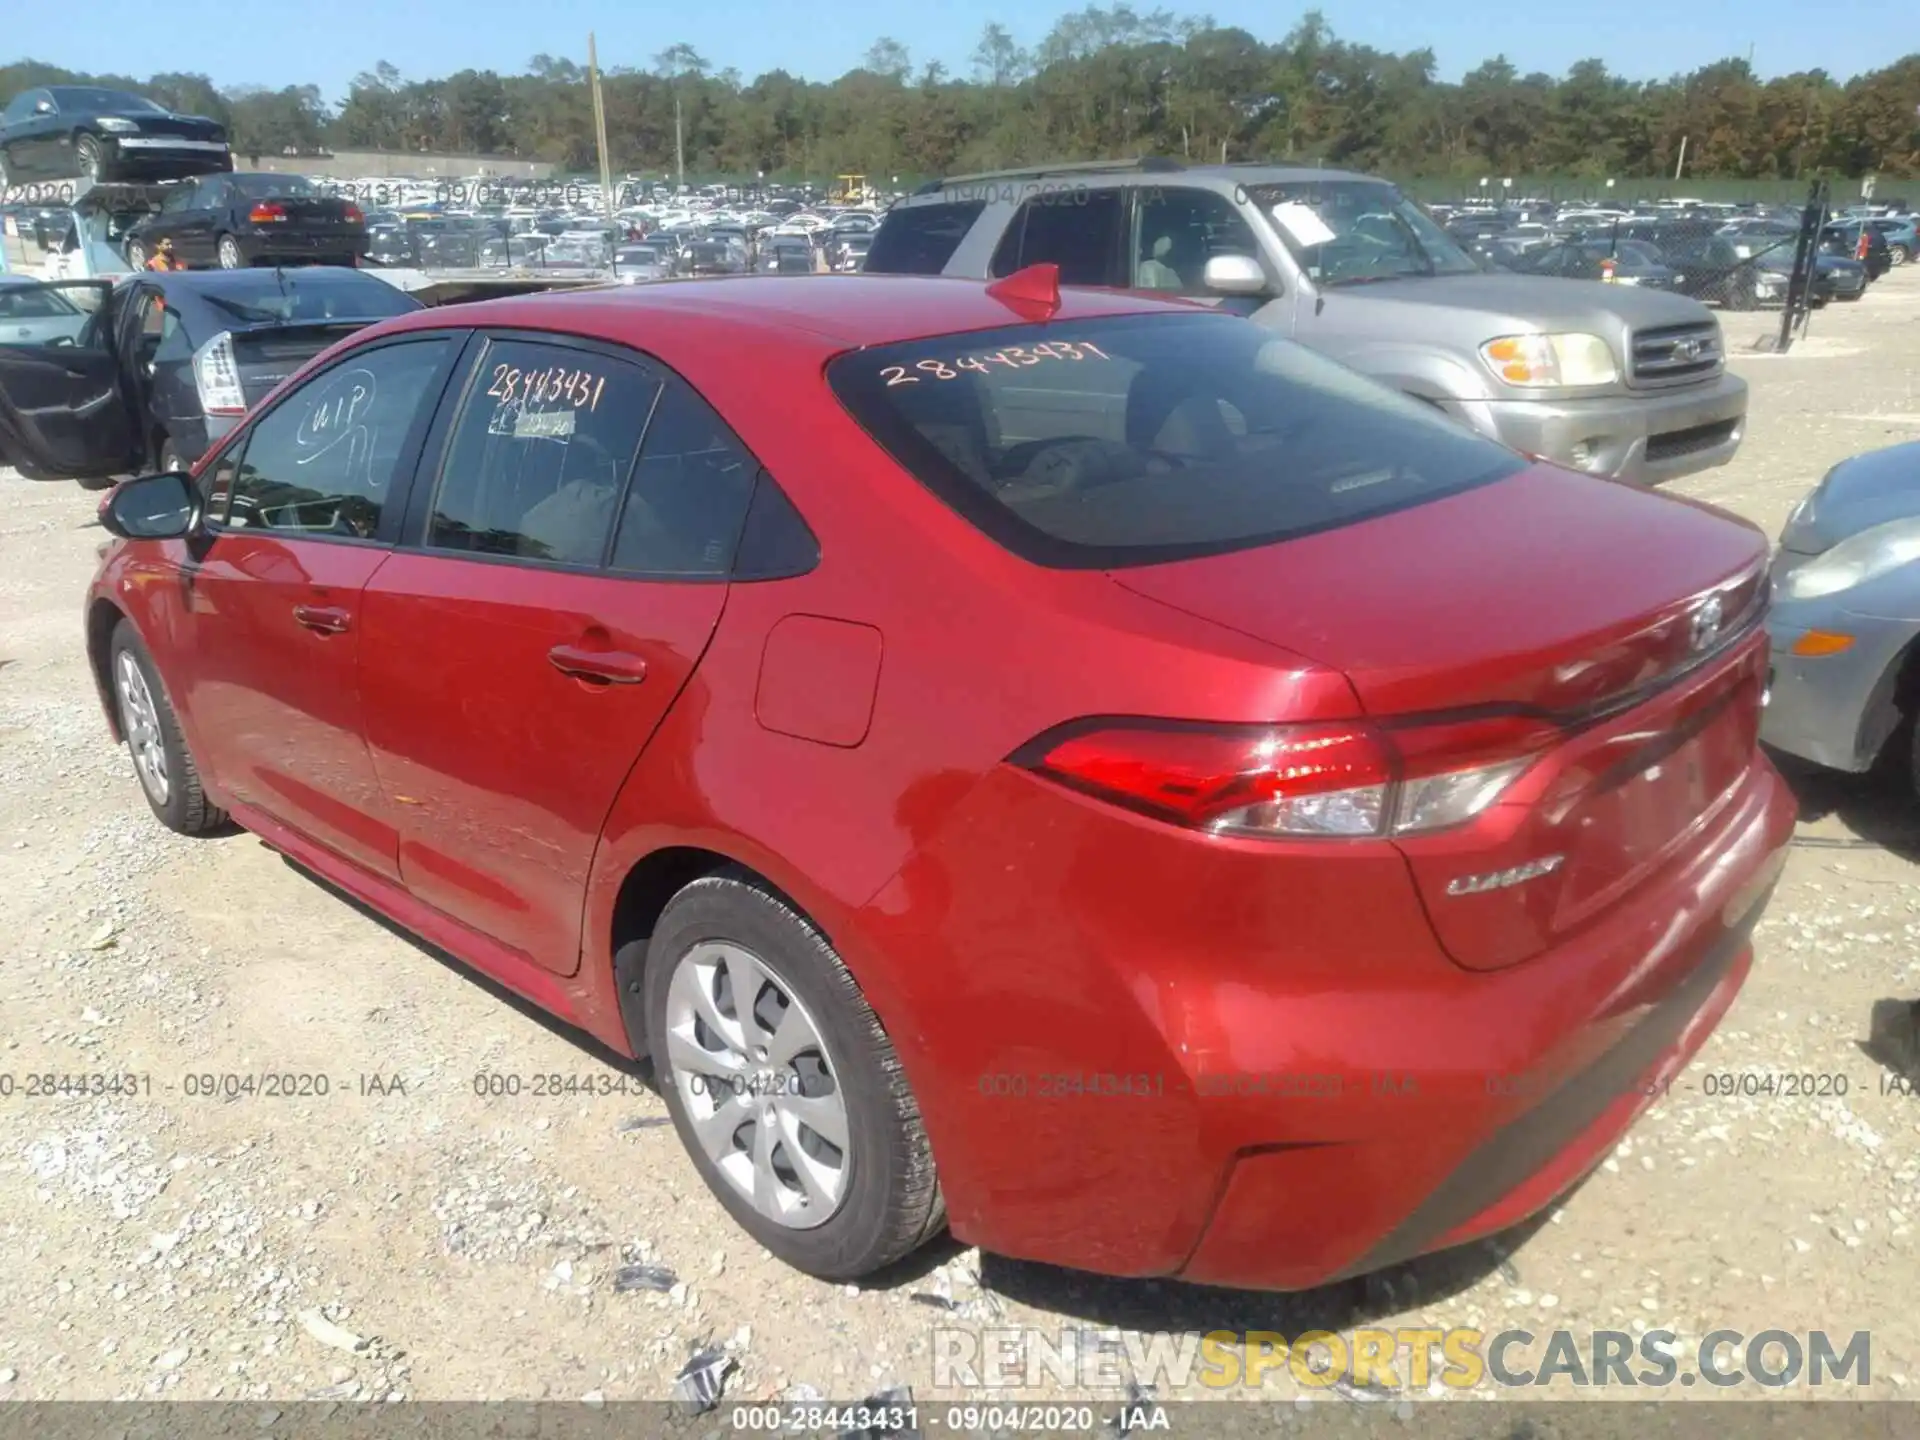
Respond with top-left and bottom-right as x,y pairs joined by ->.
1241,180 -> 1481,286
201,273 -> 421,325
829,312 -> 1523,569
51,87 -> 165,114
231,174 -> 321,200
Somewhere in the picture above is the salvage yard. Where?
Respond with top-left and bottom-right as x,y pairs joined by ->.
2,273 -> 1920,1408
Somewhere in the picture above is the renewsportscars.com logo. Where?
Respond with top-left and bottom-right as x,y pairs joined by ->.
931,1326 -> 1871,1392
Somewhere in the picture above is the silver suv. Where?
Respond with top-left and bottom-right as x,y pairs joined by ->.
865,161 -> 1748,485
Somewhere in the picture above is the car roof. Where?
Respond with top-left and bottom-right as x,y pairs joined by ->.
899,161 -> 1378,204
368,274 -> 1197,352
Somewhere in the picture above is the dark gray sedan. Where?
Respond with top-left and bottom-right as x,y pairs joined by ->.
1764,441 -> 1920,790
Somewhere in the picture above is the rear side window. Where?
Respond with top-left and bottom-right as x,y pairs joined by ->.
989,190 -> 1125,285
828,313 -> 1525,570
608,382 -> 756,577
864,201 -> 986,275
427,339 -> 658,567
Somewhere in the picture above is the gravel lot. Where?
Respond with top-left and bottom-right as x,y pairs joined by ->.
2,274 -> 1919,1409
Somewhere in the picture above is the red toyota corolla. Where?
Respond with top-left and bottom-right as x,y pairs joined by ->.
78,268 -> 1794,1289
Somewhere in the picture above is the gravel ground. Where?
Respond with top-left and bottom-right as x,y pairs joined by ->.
2,273 -> 1919,1409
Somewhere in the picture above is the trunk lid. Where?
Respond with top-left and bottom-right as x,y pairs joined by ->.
230,324 -> 374,404
248,197 -> 363,233
1111,464 -> 1771,969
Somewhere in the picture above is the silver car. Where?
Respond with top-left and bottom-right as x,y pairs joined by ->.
0,273 -> 95,345
1764,440 -> 1920,788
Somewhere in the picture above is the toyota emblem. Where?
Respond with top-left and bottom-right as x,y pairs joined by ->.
1689,594 -> 1725,652
1674,338 -> 1702,360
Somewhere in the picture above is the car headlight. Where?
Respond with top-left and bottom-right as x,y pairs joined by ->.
1777,518 -> 1920,600
95,117 -> 139,134
1479,332 -> 1619,388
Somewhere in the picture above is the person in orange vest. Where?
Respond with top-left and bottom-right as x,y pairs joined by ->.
144,236 -> 185,272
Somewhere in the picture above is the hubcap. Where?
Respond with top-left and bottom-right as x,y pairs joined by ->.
115,652 -> 170,805
664,942 -> 850,1229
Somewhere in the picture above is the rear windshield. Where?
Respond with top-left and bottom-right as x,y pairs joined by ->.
829,312 -> 1525,569
201,273 -> 422,324
231,174 -> 321,200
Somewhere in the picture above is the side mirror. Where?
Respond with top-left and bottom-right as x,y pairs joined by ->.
100,470 -> 195,540
1203,254 -> 1269,296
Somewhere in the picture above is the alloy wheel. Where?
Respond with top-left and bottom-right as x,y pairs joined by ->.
114,652 -> 170,806
663,941 -> 851,1230
219,236 -> 242,269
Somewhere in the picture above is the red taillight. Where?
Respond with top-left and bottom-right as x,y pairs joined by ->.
1857,233 -> 1870,260
249,202 -> 287,223
344,203 -> 364,224
1018,715 -> 1561,839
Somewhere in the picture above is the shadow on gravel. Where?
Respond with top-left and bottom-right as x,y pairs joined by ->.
1769,744 -> 1920,866
269,847 -> 646,1077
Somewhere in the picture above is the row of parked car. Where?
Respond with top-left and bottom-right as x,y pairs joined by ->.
1442,201 -> 1908,309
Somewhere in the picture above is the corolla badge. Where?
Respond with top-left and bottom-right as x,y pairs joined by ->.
1688,594 -> 1725,654
1446,855 -> 1566,897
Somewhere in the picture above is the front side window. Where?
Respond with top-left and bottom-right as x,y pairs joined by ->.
426,339 -> 658,568
828,313 -> 1524,570
1131,188 -> 1261,295
224,338 -> 451,537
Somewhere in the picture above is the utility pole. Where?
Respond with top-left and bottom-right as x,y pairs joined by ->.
674,93 -> 686,191
588,33 -> 618,273
1673,134 -> 1688,181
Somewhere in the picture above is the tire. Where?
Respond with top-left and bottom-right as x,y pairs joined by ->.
0,151 -> 10,193
126,239 -> 147,270
108,619 -> 228,836
217,235 -> 244,269
157,437 -> 182,473
76,474 -> 117,491
74,134 -> 104,182
1892,245 -> 1910,267
644,870 -> 942,1280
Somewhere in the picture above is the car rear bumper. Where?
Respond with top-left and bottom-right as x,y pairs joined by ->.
101,137 -> 230,177
237,231 -> 366,262
857,747 -> 1795,1290
1484,371 -> 1747,486
1761,601 -> 1916,772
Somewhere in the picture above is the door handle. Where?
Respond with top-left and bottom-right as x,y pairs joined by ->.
292,604 -> 351,635
548,643 -> 648,685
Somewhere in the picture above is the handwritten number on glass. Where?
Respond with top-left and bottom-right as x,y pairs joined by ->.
881,341 -> 1112,385
487,363 -> 607,412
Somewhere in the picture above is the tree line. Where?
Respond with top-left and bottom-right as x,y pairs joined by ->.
5,9 -> 1918,186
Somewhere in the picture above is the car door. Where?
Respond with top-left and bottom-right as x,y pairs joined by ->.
172,177 -> 227,266
5,92 -> 59,179
358,333 -> 756,975
169,333 -> 466,879
0,279 -> 140,479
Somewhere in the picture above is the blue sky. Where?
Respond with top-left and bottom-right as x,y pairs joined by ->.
7,0 -> 1898,104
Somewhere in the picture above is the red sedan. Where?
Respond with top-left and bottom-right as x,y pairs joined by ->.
72,267 -> 1794,1289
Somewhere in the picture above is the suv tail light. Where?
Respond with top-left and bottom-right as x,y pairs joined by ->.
1015,715 -> 1561,838
249,202 -> 287,223
192,331 -> 247,416
343,203 -> 364,225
